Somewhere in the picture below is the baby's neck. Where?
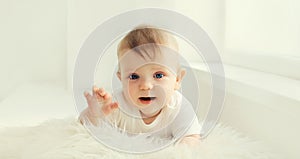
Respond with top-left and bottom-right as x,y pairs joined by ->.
139,109 -> 162,125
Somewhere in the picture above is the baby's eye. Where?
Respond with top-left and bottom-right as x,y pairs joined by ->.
129,73 -> 139,80
154,73 -> 164,79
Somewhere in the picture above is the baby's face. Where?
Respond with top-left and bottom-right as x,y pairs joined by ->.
117,45 -> 184,116
121,64 -> 177,114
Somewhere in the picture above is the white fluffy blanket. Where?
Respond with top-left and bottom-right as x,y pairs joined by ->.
0,117 -> 275,159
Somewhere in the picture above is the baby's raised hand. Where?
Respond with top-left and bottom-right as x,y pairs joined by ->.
79,86 -> 118,125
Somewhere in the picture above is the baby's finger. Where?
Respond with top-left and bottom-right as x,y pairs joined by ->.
93,85 -> 101,97
94,87 -> 105,100
110,102 -> 119,110
101,102 -> 118,115
84,91 -> 99,112
97,88 -> 106,97
97,88 -> 112,103
103,92 -> 112,101
84,91 -> 92,101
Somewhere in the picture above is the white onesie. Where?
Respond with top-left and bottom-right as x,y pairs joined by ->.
106,90 -> 201,141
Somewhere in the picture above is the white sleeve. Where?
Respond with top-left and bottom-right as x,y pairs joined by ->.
171,95 -> 201,139
182,116 -> 201,136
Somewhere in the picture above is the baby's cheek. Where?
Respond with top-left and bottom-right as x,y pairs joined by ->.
121,81 -> 130,93
122,80 -> 131,89
126,83 -> 137,96
162,81 -> 176,91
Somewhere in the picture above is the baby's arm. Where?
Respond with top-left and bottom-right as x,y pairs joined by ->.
79,86 -> 118,126
178,118 -> 201,145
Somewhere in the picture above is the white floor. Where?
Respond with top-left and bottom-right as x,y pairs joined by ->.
0,82 -> 77,127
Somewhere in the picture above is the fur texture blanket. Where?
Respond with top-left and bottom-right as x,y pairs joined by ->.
0,117 -> 275,159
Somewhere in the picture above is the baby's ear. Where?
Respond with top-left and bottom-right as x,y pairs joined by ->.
175,68 -> 186,90
117,72 -> 121,80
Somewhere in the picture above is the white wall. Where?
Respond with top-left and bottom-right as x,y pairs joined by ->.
225,0 -> 300,56
174,0 -> 225,57
223,0 -> 300,79
0,0 -> 67,100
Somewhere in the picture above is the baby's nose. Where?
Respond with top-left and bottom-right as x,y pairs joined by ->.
139,78 -> 153,90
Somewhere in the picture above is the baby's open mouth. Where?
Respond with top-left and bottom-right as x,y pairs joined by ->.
139,97 -> 156,104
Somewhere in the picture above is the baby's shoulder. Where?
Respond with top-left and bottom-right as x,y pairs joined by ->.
173,91 -> 197,118
174,91 -> 193,108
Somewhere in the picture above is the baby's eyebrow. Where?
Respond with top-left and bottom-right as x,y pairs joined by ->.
125,71 -> 136,75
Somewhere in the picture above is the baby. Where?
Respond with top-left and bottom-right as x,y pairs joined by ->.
79,26 -> 201,145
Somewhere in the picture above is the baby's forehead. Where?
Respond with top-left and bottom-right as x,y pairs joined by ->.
118,51 -> 179,75
117,43 -> 180,75
118,43 -> 179,60
134,63 -> 170,71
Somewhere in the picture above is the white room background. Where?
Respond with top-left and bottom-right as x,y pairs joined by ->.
0,0 -> 67,101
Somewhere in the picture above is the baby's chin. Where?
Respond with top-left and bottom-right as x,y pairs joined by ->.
139,107 -> 162,118
135,101 -> 168,115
